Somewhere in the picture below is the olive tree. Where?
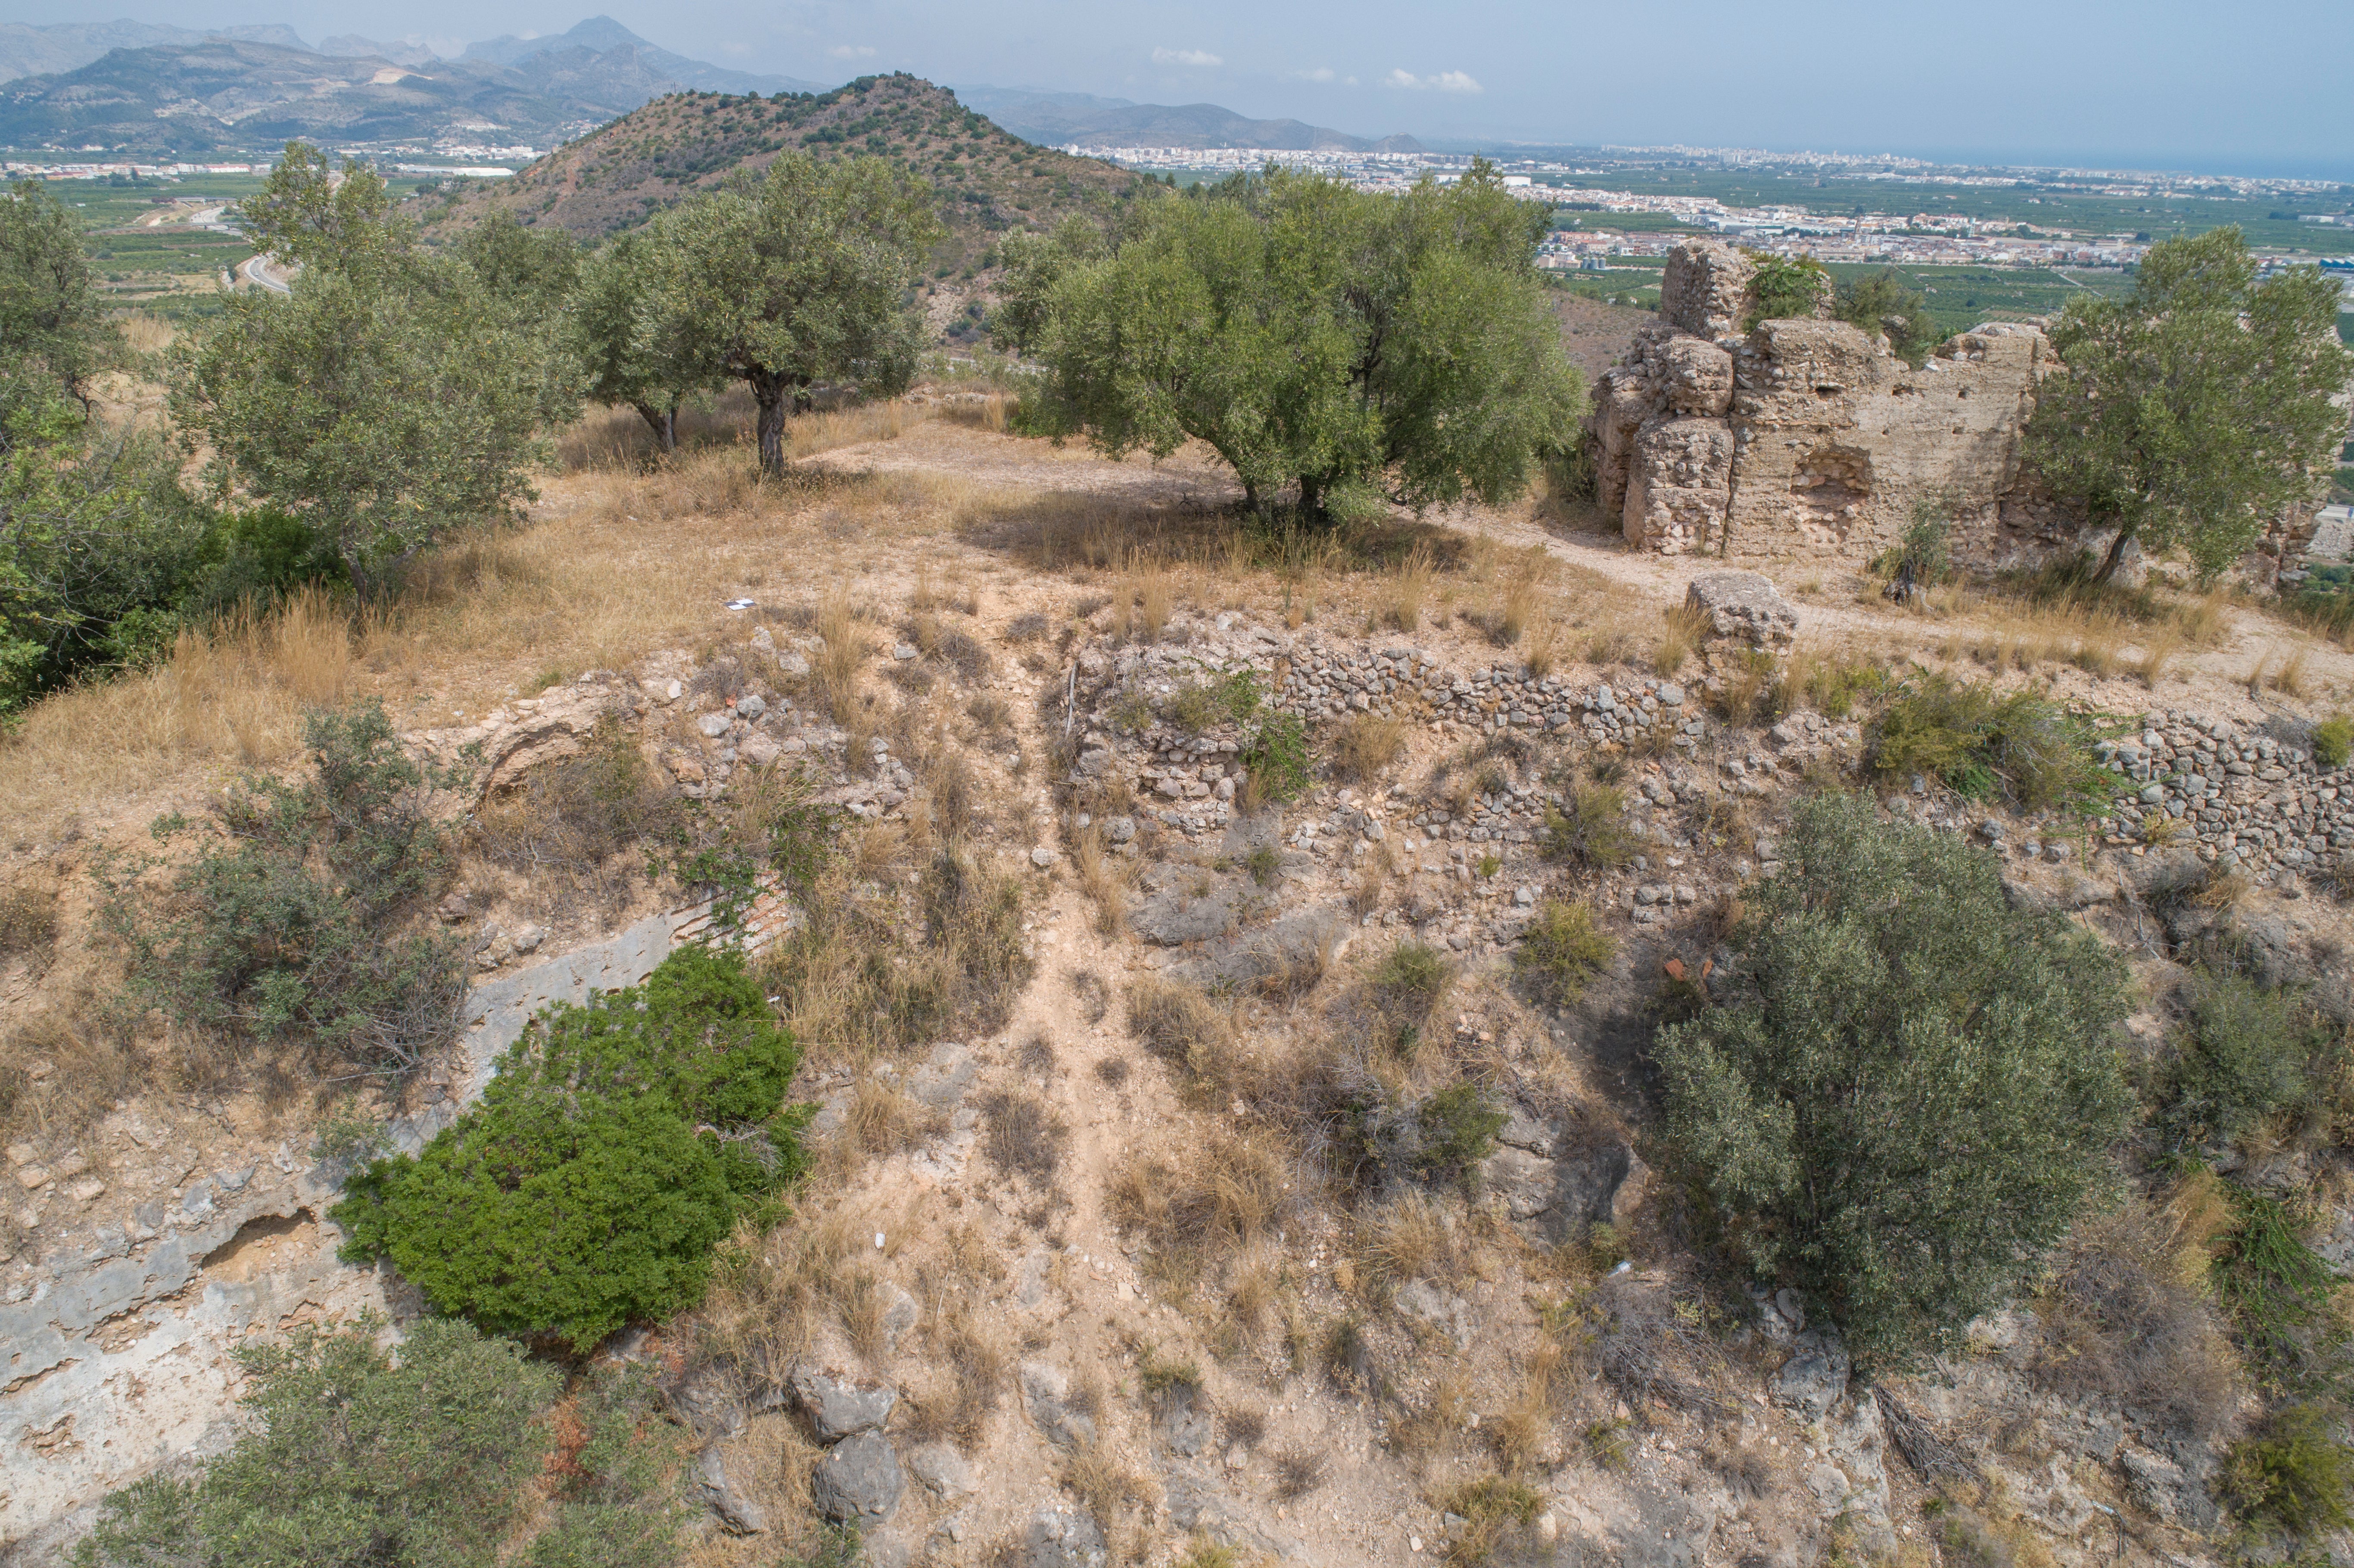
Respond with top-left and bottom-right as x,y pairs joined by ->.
171,145 -> 562,579
1653,793 -> 2133,1365
566,230 -> 716,453
655,153 -> 942,474
0,177 -> 108,412
1000,160 -> 1582,523
2027,226 -> 2352,585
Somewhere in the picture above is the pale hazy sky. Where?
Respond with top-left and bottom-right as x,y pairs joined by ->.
17,0 -> 2354,177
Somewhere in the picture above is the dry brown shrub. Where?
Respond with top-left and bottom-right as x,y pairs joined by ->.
0,879 -> 60,961
1330,714 -> 1407,784
1126,975 -> 1242,1098
1107,1129 -> 1285,1283
473,721 -> 676,908
977,1089 -> 1070,1185
2032,1195 -> 2239,1438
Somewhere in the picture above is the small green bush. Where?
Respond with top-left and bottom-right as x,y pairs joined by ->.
1541,783 -> 1635,870
100,700 -> 467,1071
1655,794 -> 2133,1366
1744,253 -> 1830,327
2162,971 -> 2333,1149
1241,711 -> 1311,803
1514,899 -> 1615,1005
1244,844 -> 1281,886
1335,1080 -> 1504,1192
2225,1403 -> 2354,1540
1373,940 -> 1452,1017
335,944 -> 806,1351
72,1318 -> 681,1568
1166,681 -> 1225,734
2313,716 -> 2352,770
1868,675 -> 2113,812
2213,1184 -> 2351,1396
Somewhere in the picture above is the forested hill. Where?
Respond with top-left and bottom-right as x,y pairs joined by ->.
417,73 -> 1157,279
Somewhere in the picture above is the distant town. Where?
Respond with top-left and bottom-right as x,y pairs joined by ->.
1074,144 -> 2354,288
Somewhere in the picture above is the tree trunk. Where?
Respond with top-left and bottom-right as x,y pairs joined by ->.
2090,522 -> 2136,586
1297,474 -> 1323,526
750,373 -> 789,476
632,400 -> 677,454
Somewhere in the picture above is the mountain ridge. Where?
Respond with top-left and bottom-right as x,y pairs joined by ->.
954,84 -> 1424,154
0,19 -> 833,154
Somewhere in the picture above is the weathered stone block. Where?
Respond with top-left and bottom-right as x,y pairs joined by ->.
1684,572 -> 1798,648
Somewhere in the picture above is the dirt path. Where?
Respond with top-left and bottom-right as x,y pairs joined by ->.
814,422 -> 2354,723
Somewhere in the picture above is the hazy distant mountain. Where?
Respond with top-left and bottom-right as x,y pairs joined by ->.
318,34 -> 444,68
0,20 -> 309,82
0,16 -> 835,153
458,16 -> 822,95
956,86 -> 1423,154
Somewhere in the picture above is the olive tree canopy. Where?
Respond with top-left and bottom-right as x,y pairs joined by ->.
998,159 -> 1583,524
2027,226 -> 2352,585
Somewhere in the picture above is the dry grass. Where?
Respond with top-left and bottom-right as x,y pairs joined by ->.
1107,1128 -> 1285,1288
1330,714 -> 1407,784
0,998 -> 143,1151
1060,1442 -> 1157,1560
1652,603 -> 1708,676
1070,824 -> 1129,936
697,1207 -> 866,1392
1384,542 -> 1436,632
0,587 -> 356,825
1126,975 -> 1243,1101
1356,1192 -> 1456,1294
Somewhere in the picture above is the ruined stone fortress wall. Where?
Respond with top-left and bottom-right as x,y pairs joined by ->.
1594,241 -> 2344,579
1593,241 -> 2079,569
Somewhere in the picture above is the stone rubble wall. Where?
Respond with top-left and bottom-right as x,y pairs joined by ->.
2090,711 -> 2354,879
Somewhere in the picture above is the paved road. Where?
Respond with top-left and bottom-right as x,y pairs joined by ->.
238,254 -> 292,295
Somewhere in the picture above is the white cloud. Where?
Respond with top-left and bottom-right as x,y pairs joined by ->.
1294,66 -> 1335,82
1151,46 -> 1223,67
1385,68 -> 1482,93
828,44 -> 878,58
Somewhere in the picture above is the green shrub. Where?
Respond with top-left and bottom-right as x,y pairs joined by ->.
73,1318 -> 681,1568
1334,1081 -> 1504,1192
1867,674 -> 2113,812
1743,253 -> 1829,327
335,944 -> 806,1350
2212,1184 -> 2351,1396
100,700 -> 467,1071
2162,971 -> 2333,1149
1244,844 -> 1281,886
1833,270 -> 1944,367
2313,716 -> 2352,770
1373,940 -> 1452,1017
1540,783 -> 1635,870
2225,1403 -> 2354,1540
1514,899 -> 1614,1005
1655,794 -> 2133,1366
1241,711 -> 1311,803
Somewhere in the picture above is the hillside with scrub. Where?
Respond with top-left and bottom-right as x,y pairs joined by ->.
7,139 -> 2354,1568
417,73 -> 1159,320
